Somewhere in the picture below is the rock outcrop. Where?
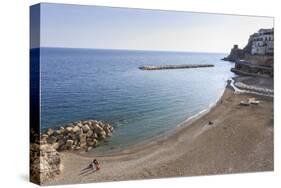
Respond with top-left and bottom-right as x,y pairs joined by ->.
30,119 -> 113,184
222,44 -> 244,62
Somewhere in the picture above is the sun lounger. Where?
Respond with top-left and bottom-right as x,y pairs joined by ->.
239,101 -> 250,106
248,98 -> 260,105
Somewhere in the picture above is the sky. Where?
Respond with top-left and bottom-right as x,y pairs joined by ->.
31,3 -> 274,53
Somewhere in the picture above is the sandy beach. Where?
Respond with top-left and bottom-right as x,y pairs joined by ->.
45,85 -> 273,185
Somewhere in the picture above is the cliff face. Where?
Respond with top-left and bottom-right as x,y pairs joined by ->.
244,54 -> 273,66
243,34 -> 254,55
222,45 -> 244,62
225,29 -> 274,77
223,31 -> 273,66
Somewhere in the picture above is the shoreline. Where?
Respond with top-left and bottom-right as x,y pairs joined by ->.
86,82 -> 227,157
45,82 -> 273,185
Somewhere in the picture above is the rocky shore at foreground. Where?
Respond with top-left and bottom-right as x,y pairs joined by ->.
30,120 -> 113,184
41,120 -> 114,152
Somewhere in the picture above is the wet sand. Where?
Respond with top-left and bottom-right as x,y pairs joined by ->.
45,87 -> 273,185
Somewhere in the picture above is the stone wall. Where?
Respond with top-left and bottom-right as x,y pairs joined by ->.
244,54 -> 273,66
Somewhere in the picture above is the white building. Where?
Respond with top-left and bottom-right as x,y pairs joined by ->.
251,28 -> 274,55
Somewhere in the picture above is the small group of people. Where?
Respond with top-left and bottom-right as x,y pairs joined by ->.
80,158 -> 101,176
89,158 -> 100,172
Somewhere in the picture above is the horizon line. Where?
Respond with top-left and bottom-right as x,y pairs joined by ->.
30,46 -> 228,54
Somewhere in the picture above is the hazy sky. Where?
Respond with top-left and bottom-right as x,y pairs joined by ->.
34,3 -> 273,53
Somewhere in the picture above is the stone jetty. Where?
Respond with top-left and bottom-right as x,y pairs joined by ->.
30,120 -> 113,184
139,64 -> 214,70
40,120 -> 114,152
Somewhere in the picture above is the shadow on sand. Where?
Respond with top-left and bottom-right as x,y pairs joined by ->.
79,165 -> 98,177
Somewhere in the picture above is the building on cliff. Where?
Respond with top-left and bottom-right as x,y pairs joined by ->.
251,28 -> 274,56
224,28 -> 274,77
223,28 -> 274,62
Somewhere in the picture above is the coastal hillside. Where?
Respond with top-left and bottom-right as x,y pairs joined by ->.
223,28 -> 274,77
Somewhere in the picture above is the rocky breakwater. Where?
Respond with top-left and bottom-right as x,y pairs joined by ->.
41,120 -> 114,152
30,120 -> 113,184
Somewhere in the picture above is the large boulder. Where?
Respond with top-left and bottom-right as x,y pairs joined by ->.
52,143 -> 59,150
47,136 -> 57,144
93,133 -> 98,139
81,124 -> 90,133
103,125 -> 113,136
71,126 -> 80,133
76,122 -> 83,128
87,138 -> 98,147
40,134 -> 48,145
65,139 -> 74,150
98,131 -> 107,140
65,123 -> 74,127
86,129 -> 93,138
59,127 -> 65,134
79,134 -> 87,148
46,128 -> 54,136
53,130 -> 61,136
92,124 -> 103,133
57,138 -> 66,150
65,126 -> 73,133
66,132 -> 75,141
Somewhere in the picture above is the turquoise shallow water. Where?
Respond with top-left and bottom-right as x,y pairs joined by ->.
38,48 -> 234,153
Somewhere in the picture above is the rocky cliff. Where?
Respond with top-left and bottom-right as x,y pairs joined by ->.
223,31 -> 273,66
222,44 -> 244,62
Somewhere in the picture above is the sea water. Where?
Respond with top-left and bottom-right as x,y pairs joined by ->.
37,48 -> 234,153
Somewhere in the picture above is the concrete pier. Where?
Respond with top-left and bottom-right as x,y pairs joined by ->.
139,64 -> 214,70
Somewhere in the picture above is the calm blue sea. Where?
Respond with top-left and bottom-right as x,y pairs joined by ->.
38,48 -> 234,153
